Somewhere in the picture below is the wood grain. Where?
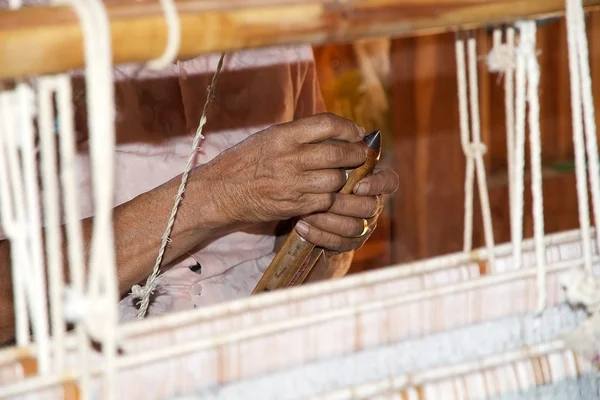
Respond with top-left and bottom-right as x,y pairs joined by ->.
1,0 -> 600,79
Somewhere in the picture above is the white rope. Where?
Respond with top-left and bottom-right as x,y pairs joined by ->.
455,34 -> 496,269
570,0 -> 600,262
0,88 -> 52,373
560,0 -> 600,362
37,77 -> 67,371
565,0 -> 594,273
515,21 -> 547,313
15,83 -> 52,372
0,93 -> 29,347
513,27 -> 527,272
131,52 -> 226,319
51,0 -> 119,396
146,0 -> 181,70
54,74 -> 92,397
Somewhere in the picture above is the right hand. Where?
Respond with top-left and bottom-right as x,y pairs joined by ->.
201,113 -> 368,224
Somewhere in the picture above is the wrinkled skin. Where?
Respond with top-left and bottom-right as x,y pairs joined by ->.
201,112 -> 399,253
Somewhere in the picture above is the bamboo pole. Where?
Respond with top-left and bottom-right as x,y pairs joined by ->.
0,0 -> 599,79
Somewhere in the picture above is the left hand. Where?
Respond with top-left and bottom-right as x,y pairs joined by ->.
294,167 -> 399,253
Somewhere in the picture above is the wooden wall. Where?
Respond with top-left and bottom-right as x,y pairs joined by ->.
313,11 -> 600,273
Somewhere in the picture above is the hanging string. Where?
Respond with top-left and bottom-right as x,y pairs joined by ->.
131,52 -> 226,319
455,32 -> 496,270
515,20 -> 546,313
565,0 -> 594,273
52,0 -> 120,397
37,77 -> 68,371
146,0 -> 181,70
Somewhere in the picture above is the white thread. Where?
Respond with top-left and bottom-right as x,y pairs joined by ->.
0,89 -> 52,373
565,0 -> 593,273
54,73 -> 92,397
37,77 -> 67,371
571,0 -> 600,263
16,83 -> 52,372
0,93 -> 29,347
455,34 -> 496,269
560,0 -> 600,359
503,28 -> 516,245
52,0 -> 119,396
146,0 -> 181,70
513,27 -> 527,271
132,53 -> 226,319
516,21 -> 546,314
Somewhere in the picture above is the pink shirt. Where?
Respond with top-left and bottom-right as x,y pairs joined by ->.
1,46 -> 325,321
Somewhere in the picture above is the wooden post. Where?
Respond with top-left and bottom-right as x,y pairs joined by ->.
0,0 -> 599,79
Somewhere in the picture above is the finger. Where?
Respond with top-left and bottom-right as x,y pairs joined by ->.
354,167 -> 399,195
300,169 -> 347,193
302,213 -> 367,238
288,113 -> 366,144
328,193 -> 381,219
297,141 -> 367,170
296,193 -> 336,215
295,220 -> 367,253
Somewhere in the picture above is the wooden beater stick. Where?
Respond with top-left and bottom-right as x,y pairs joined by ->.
252,130 -> 382,294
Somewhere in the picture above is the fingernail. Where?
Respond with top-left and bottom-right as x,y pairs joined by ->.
296,221 -> 310,236
354,182 -> 369,195
359,126 -> 366,137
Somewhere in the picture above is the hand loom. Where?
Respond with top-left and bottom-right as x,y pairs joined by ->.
1,1 -> 600,400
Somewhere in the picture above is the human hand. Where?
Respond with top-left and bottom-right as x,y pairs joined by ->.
294,167 -> 399,253
201,113 -> 368,225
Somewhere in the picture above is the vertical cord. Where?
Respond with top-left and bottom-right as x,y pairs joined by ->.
16,83 -> 52,372
515,21 -> 546,313
467,36 -> 496,270
513,28 -> 527,272
455,37 -> 475,253
504,28 -> 516,244
571,0 -> 600,258
37,78 -> 67,371
132,52 -> 226,319
54,74 -> 91,397
565,0 -> 593,273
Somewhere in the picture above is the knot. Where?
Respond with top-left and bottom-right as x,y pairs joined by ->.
560,267 -> 600,314
130,283 -> 154,300
464,143 -> 487,158
486,45 -> 515,72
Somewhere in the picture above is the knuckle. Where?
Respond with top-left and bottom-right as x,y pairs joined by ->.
318,193 -> 336,212
324,144 -> 346,164
315,112 -> 337,132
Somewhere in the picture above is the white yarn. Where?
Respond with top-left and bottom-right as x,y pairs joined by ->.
146,0 -> 181,70
455,34 -> 496,269
132,53 -> 226,319
52,0 -> 119,397
54,73 -> 92,398
0,87 -> 52,373
515,21 -> 547,313
560,0 -> 600,365
565,0 -> 594,273
37,77 -> 68,371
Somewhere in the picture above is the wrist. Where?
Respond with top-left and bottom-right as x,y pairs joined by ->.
184,166 -> 242,237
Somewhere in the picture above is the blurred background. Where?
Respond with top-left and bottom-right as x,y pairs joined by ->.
311,11 -> 600,274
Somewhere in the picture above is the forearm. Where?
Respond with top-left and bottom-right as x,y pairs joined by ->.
0,166 -> 235,344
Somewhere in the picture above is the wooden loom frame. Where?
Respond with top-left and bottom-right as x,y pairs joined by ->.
0,0 -> 600,399
0,0 -> 600,79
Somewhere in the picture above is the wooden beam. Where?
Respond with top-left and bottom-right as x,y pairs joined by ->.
1,0 -> 599,79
